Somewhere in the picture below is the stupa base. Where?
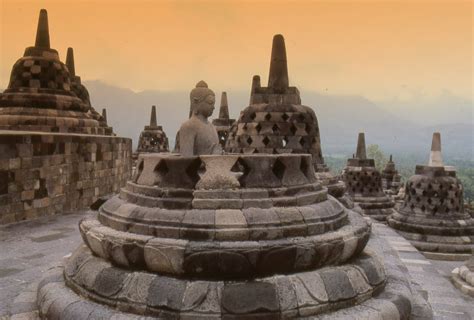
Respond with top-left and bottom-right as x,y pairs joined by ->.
352,196 -> 396,222
36,244 -> 426,320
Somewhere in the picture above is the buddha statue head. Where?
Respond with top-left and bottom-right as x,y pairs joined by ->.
189,80 -> 216,118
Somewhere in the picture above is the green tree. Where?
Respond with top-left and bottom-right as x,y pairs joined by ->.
367,144 -> 387,171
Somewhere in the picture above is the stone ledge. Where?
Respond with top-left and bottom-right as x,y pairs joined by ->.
79,211 -> 370,277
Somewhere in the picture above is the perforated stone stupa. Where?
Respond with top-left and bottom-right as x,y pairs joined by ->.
225,34 -> 345,199
0,9 -> 131,224
388,133 -> 474,260
136,105 -> 169,153
342,133 -> 396,221
212,92 -> 235,147
382,155 -> 402,196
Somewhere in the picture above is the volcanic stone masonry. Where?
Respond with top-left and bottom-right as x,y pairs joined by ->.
36,148 -> 431,319
0,9 -> 131,224
212,91 -> 235,147
381,155 -> 402,197
341,133 -> 396,222
225,34 -> 346,201
451,256 -> 474,297
388,132 -> 474,260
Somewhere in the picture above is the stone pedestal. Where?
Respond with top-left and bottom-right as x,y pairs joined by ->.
37,153 -> 426,319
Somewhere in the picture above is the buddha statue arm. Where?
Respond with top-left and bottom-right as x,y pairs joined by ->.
178,125 -> 197,156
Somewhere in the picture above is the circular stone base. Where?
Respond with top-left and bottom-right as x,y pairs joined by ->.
36,249 -> 421,320
55,245 -> 386,319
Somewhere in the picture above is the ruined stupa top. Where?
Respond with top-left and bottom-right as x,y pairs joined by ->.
225,34 -> 327,170
383,154 -> 397,173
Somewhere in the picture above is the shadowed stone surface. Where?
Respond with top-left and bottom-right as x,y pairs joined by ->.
212,92 -> 235,147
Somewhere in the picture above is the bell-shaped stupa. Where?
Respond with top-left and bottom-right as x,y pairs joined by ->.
136,105 -> 169,153
225,34 -> 345,199
342,133 -> 396,221
0,9 -> 131,224
388,132 -> 474,260
0,10 -> 112,135
212,92 -> 235,147
381,155 -> 402,196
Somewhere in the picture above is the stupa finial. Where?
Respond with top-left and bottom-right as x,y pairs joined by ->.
102,108 -> 107,123
35,9 -> 50,48
150,105 -> 157,127
66,47 -> 75,77
389,154 -> 393,162
428,132 -> 443,166
219,92 -> 229,119
268,34 -> 289,93
356,132 -> 367,159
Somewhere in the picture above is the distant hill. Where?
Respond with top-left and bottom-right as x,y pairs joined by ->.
80,80 -> 472,160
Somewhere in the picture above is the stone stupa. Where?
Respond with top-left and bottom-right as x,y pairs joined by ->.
388,132 -> 474,260
136,105 -> 169,154
0,9 -> 131,224
36,82 -> 427,319
381,155 -> 402,196
342,133 -> 397,221
212,92 -> 235,147
225,34 -> 345,199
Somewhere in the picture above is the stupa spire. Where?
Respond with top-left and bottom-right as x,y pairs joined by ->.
268,34 -> 289,93
150,105 -> 157,127
102,108 -> 107,123
356,132 -> 367,159
35,9 -> 50,48
428,132 -> 443,166
66,47 -> 76,77
219,92 -> 229,119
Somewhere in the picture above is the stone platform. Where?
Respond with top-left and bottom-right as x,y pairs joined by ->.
2,211 -> 473,319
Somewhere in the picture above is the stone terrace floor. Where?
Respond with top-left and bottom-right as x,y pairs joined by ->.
0,211 -> 473,319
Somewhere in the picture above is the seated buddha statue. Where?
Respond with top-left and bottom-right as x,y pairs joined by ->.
175,81 -> 222,156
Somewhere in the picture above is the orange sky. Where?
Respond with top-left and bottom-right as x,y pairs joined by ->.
1,0 -> 472,100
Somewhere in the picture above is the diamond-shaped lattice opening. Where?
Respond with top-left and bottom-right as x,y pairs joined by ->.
263,136 -> 270,146
236,158 -> 251,185
265,113 -> 272,121
272,124 -> 279,133
255,123 -> 262,133
250,112 -> 257,120
282,113 -> 290,121
272,158 -> 286,180
155,159 -> 169,176
247,137 -> 253,145
290,125 -> 297,135
282,136 -> 289,147
298,114 -> 306,121
186,158 -> 203,186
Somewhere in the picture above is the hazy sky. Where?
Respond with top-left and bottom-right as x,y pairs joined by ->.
1,0 -> 472,101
